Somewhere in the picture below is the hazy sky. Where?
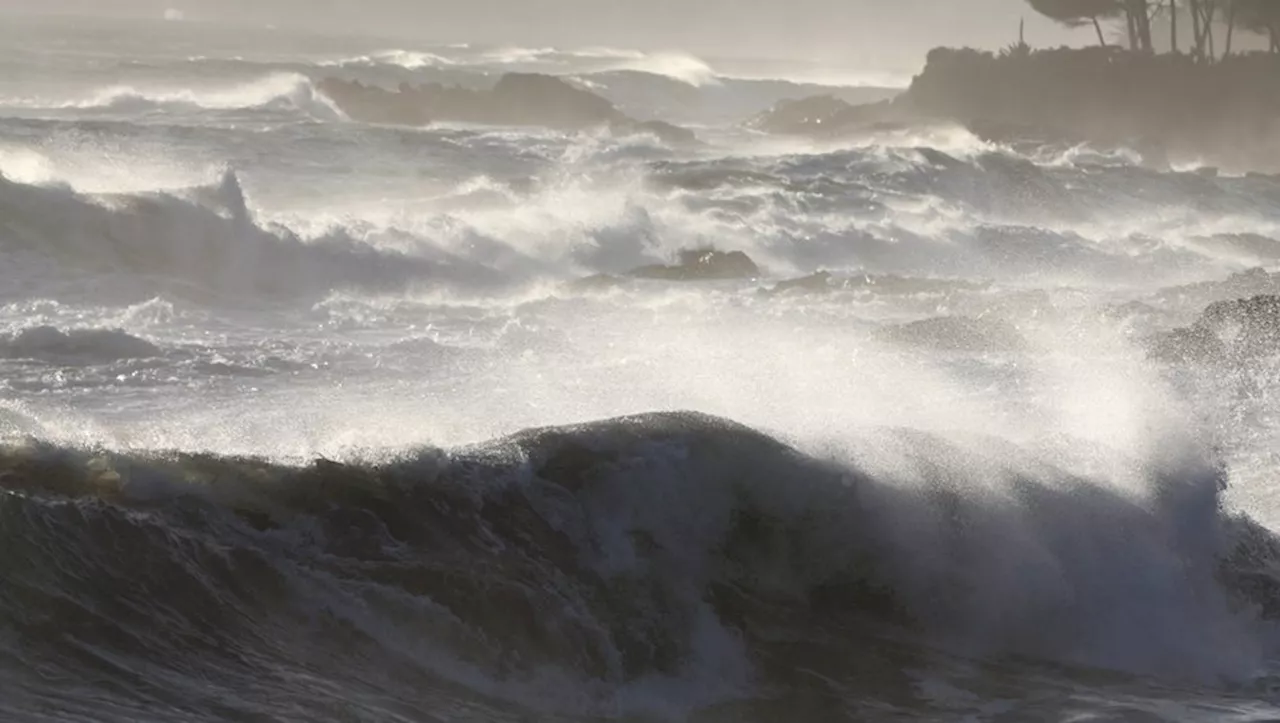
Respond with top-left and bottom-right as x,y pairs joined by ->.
3,1 -> 1092,67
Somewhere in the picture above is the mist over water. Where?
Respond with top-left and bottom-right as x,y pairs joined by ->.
3,6 -> 1280,723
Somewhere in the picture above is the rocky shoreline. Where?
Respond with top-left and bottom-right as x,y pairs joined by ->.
752,46 -> 1280,172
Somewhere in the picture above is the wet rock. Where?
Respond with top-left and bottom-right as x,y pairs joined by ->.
1201,295 -> 1280,356
1147,294 -> 1280,364
488,72 -> 618,126
629,249 -> 760,281
1146,325 -> 1227,364
317,74 -> 697,144
749,95 -> 898,137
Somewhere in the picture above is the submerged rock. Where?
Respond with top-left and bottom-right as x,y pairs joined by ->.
629,249 -> 760,281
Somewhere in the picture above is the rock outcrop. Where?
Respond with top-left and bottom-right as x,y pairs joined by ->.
319,74 -> 696,144
748,95 -> 900,137
628,249 -> 760,281
1148,294 -> 1280,363
750,46 -> 1280,170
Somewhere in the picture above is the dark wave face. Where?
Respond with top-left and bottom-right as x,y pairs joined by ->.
2,413 -> 1279,721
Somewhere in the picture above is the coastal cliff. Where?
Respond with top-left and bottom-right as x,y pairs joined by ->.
754,46 -> 1280,170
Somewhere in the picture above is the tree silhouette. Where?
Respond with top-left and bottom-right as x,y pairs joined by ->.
1233,0 -> 1280,52
1026,0 -> 1120,46
1026,0 -> 1157,51
1188,0 -> 1221,61
1027,0 -> 1280,55
1124,0 -> 1155,53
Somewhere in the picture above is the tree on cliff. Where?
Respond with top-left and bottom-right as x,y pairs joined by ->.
1026,0 -> 1280,56
1232,0 -> 1280,52
1123,0 -> 1155,52
1026,0 -> 1120,46
1181,1 -> 1263,62
1188,0 -> 1225,61
1025,0 -> 1155,52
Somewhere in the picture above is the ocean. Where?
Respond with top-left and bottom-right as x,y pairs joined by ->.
3,12 -> 1280,722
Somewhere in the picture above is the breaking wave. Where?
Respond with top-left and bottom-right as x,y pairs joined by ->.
486,47 -> 720,86
324,49 -> 458,70
3,132 -> 1275,308
593,51 -> 720,87
0,412 -> 1277,720
0,170 -> 482,302
29,73 -> 342,119
320,45 -> 721,87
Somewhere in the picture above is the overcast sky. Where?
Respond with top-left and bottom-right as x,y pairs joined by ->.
2,1 -> 1093,67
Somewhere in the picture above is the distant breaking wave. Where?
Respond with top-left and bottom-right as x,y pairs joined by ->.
322,50 -> 458,70
8,48 -> 912,130
318,45 -> 904,89
600,51 -> 720,87
7,73 -> 342,119
716,66 -> 913,90
322,46 -> 722,87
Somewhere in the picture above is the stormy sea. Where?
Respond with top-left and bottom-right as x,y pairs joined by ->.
5,13 -> 1280,723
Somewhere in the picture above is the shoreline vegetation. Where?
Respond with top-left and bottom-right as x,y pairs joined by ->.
754,0 -> 1280,171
